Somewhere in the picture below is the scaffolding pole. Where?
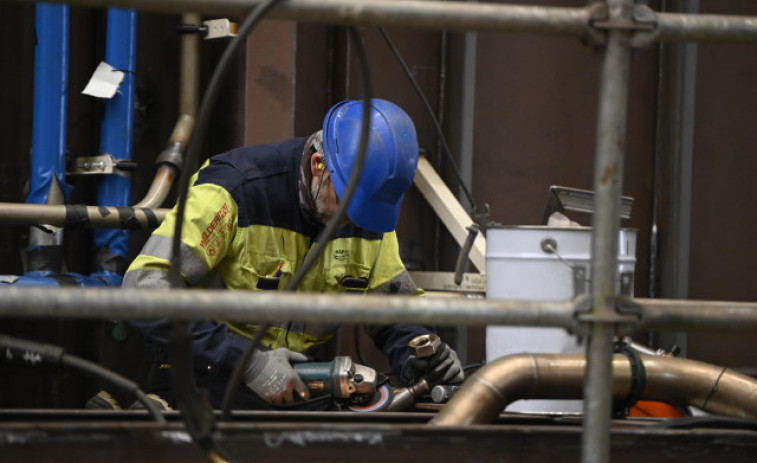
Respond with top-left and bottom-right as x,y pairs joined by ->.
2,288 -> 757,333
6,0 -> 757,44
583,0 -> 633,462
4,1 -> 757,463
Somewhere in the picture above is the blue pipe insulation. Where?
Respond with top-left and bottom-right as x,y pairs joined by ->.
27,3 -> 73,206
92,9 -> 138,283
1,271 -> 111,288
25,3 -> 73,273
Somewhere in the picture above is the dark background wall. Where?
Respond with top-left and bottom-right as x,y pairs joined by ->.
1,0 -> 755,407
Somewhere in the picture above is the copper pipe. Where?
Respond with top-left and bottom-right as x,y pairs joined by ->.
179,13 -> 200,117
430,353 -> 757,426
134,11 -> 199,209
133,115 -> 194,208
133,166 -> 176,208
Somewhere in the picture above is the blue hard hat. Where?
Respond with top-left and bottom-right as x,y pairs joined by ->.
322,99 -> 419,233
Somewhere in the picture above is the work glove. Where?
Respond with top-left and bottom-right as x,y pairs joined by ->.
243,348 -> 310,405
400,342 -> 464,387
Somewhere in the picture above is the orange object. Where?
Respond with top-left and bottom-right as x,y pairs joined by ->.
629,400 -> 685,418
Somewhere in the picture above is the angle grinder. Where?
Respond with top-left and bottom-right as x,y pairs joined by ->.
294,356 -> 393,411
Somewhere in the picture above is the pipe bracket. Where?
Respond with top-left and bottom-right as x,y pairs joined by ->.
67,154 -> 136,178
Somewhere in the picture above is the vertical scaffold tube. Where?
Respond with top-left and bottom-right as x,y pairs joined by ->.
92,8 -> 138,283
583,1 -> 633,463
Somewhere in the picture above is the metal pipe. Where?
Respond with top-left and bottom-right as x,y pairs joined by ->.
430,353 -> 757,426
2,288 -> 757,333
10,0 -> 595,37
656,11 -> 757,43
26,4 -> 72,270
649,0 -> 699,356
132,166 -> 176,209
0,287 -> 577,327
93,8 -> 139,267
27,3 -> 71,208
584,0 -> 632,462
9,0 -> 757,44
179,12 -> 200,117
133,115 -> 194,208
0,203 -> 168,230
632,297 -> 757,332
133,9 -> 200,209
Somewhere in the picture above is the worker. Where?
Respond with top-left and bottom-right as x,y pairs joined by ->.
123,99 -> 464,410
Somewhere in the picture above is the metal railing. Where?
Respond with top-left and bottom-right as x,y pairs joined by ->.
4,1 -> 757,463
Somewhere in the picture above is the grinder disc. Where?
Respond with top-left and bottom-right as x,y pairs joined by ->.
347,384 -> 393,412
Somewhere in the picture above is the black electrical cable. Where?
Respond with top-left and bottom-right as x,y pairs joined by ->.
165,0 -> 287,460
0,335 -> 166,425
353,325 -> 369,367
219,26 -> 374,421
377,26 -> 479,218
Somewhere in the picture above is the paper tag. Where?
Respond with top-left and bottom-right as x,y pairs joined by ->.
82,61 -> 124,99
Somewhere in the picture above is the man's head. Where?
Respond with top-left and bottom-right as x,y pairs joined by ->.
308,133 -> 342,225
313,99 -> 419,233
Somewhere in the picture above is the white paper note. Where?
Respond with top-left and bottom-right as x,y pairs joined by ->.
82,61 -> 124,99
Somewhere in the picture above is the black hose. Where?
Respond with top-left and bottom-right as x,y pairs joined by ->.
0,335 -> 166,425
453,224 -> 480,285
377,26 -> 478,217
219,25 -> 374,420
166,0 -> 287,459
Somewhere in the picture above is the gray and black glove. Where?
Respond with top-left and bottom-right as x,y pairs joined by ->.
243,348 -> 310,405
400,342 -> 464,387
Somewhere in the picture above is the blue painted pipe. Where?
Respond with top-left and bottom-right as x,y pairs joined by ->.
27,3 -> 73,206
92,9 -> 138,281
2,271 -> 111,288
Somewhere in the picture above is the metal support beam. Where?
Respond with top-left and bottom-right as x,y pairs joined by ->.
649,0 -> 698,359
2,288 -> 757,334
414,157 -> 486,272
6,0 -> 597,37
7,0 -> 757,44
583,1 -> 633,462
0,286 -> 576,328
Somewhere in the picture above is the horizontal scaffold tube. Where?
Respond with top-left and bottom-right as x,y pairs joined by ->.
0,203 -> 168,230
0,287 -> 576,327
6,0 -> 593,36
7,0 -> 757,44
430,353 -> 757,425
656,12 -> 757,43
1,287 -> 757,333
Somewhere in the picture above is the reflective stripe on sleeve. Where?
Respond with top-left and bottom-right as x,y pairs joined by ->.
122,268 -> 180,289
134,233 -> 211,286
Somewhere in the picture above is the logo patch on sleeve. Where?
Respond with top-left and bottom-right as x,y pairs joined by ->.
200,203 -> 233,255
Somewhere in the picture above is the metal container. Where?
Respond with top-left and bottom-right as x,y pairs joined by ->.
485,226 -> 637,413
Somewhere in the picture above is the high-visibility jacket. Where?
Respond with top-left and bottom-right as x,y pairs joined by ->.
123,137 -> 429,382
